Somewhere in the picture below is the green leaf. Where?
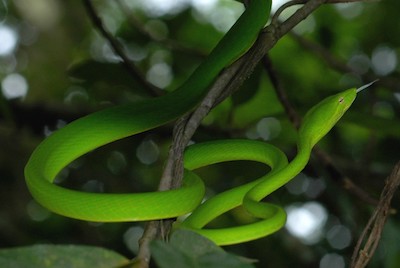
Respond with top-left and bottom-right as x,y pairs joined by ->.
151,230 -> 255,268
0,244 -> 129,268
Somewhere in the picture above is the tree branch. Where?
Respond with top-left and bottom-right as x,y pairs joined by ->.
351,161 -> 400,268
290,31 -> 400,91
82,0 -> 162,96
261,55 -> 301,128
115,0 -> 205,58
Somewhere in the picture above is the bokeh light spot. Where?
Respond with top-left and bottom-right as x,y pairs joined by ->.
136,139 -> 160,165
107,151 -> 127,175
1,73 -> 28,99
0,25 -> 17,55
146,62 -> 172,89
326,224 -> 352,250
371,46 -> 397,76
27,200 -> 51,221
123,226 -> 144,254
286,202 -> 327,244
320,253 -> 345,268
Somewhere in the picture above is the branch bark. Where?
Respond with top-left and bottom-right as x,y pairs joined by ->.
351,161 -> 400,268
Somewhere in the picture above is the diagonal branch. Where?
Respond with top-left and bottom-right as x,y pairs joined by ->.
351,161 -> 400,268
82,0 -> 162,96
115,0 -> 204,57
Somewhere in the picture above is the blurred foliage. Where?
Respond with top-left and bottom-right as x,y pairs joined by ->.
0,244 -> 129,268
151,230 -> 255,268
0,0 -> 399,267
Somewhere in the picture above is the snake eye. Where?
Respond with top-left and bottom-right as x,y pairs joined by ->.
339,97 -> 344,103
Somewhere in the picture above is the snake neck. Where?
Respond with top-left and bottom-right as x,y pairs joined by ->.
244,145 -> 312,203
274,145 -> 312,193
287,145 -> 312,181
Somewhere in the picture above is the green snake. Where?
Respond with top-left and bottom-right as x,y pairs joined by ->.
24,0 -> 359,246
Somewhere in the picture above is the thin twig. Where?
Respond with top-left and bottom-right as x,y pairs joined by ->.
272,0 -> 306,25
290,32 -> 355,74
261,55 -> 301,128
351,161 -> 400,268
82,0 -> 162,96
290,31 -> 399,91
116,0 -> 204,57
273,0 -> 380,23
272,0 -> 380,23
135,221 -> 159,268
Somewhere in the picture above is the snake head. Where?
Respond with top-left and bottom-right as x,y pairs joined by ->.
298,88 -> 357,149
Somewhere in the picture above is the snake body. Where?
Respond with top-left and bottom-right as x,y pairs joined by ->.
24,0 -> 358,245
